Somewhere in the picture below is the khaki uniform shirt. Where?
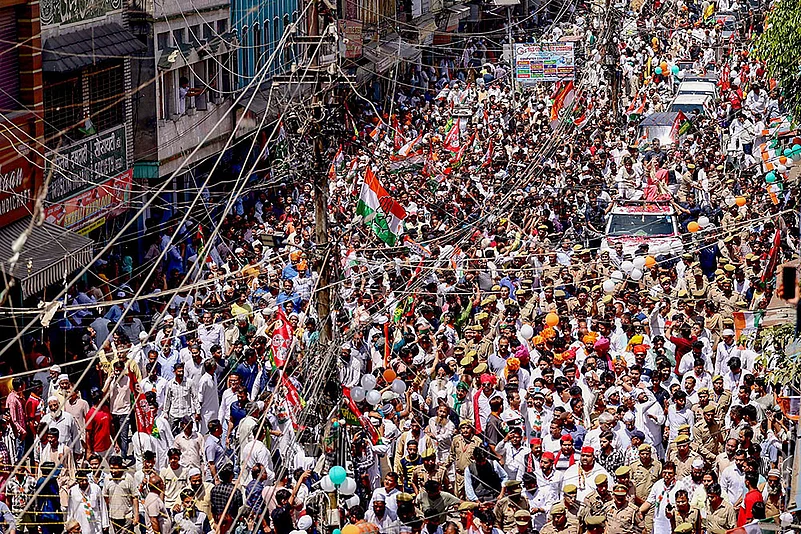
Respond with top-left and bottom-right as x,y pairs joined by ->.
703,501 -> 737,534
539,518 -> 579,534
604,501 -> 643,534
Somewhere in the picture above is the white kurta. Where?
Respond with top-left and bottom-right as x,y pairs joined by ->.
197,373 -> 220,434
67,483 -> 109,534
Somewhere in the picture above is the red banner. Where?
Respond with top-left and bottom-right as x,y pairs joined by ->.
342,387 -> 380,444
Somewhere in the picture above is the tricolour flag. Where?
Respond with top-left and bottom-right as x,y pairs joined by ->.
670,111 -> 688,143
398,132 -> 423,157
369,124 -> 381,140
550,81 -> 575,122
356,167 -> 406,246
270,307 -> 294,368
328,146 -> 344,179
726,524 -> 763,534
732,310 -> 763,339
574,102 -> 594,129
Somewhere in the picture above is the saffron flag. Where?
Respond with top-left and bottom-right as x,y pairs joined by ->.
356,167 -> 407,246
270,307 -> 294,367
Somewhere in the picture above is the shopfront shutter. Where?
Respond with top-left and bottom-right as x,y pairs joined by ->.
0,8 -> 19,112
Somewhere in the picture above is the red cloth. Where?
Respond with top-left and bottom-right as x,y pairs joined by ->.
738,488 -> 763,526
85,406 -> 113,454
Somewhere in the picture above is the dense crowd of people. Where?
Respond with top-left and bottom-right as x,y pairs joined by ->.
4,0 -> 799,533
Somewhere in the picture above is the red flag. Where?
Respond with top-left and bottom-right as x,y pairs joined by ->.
761,228 -> 782,283
670,111 -> 687,143
134,392 -> 155,434
443,119 -> 461,152
271,307 -> 294,367
342,387 -> 380,444
719,64 -> 731,91
281,373 -> 305,430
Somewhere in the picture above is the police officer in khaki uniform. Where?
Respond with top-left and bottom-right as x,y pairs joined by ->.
495,480 -> 531,532
630,444 -> 662,530
702,483 -> 736,534
668,488 -> 700,533
579,474 -> 614,528
540,504 -> 579,534
561,484 -> 580,522
693,404 -> 724,464
513,509 -> 537,534
667,434 -> 701,480
604,484 -> 643,534
449,420 -> 482,498
584,515 -> 607,534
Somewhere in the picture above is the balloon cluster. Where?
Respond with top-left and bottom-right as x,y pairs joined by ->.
765,144 -> 801,183
687,215 -> 711,233
600,254 -> 658,294
349,370 -> 407,406
320,465 -> 358,496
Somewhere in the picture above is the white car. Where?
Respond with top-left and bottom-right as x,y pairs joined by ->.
601,202 -> 683,257
667,94 -> 715,118
676,81 -> 718,100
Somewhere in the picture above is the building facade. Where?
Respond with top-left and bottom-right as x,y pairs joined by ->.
232,0 -> 298,85
129,0 -> 236,214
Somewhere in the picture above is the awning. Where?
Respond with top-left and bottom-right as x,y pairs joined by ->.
0,218 -> 94,299
414,14 -> 439,44
363,37 -> 421,73
43,23 -> 147,73
447,4 -> 472,30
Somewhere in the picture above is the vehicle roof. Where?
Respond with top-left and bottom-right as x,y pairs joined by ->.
639,111 -> 682,126
671,94 -> 712,104
677,81 -> 716,91
611,202 -> 675,214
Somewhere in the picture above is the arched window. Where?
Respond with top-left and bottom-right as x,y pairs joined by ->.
253,23 -> 261,71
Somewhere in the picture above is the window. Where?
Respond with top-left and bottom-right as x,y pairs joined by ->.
173,28 -> 185,45
253,24 -> 261,71
0,7 -> 19,112
203,23 -> 214,40
222,53 -> 233,92
205,57 -> 219,101
240,26 -> 249,78
159,71 -> 176,120
190,25 -> 200,43
273,17 -> 280,47
217,19 -> 227,35
87,62 -> 125,133
43,74 -> 82,148
157,31 -> 170,51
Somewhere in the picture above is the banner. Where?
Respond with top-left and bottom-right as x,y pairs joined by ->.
514,43 -> 575,83
44,169 -> 133,231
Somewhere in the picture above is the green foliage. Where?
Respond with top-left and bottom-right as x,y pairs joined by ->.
754,0 -> 801,121
754,322 -> 801,389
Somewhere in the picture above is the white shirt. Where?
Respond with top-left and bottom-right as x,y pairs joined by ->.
647,479 -> 679,534
720,463 -> 745,505
67,483 -> 109,534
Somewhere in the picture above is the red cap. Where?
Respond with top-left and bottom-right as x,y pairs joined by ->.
581,446 -> 595,455
541,451 -> 555,461
560,434 -> 574,442
530,437 -> 542,446
632,344 -> 650,354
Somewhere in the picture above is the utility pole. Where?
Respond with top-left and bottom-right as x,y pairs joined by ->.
313,124 -> 333,343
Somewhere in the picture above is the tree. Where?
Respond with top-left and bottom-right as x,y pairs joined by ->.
754,0 -> 801,121
754,322 -> 801,392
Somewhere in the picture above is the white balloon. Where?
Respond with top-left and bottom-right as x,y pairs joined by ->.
602,280 -> 616,294
320,475 -> 336,492
677,70 -> 685,79
339,477 -> 357,495
391,379 -> 407,394
520,324 -> 534,340
698,216 -> 710,228
366,389 -> 382,405
724,196 -> 736,207
630,268 -> 643,281
786,159 -> 794,168
361,374 -> 377,391
777,164 -> 786,172
611,270 -> 624,282
633,257 -> 646,269
621,260 -> 634,273
350,386 -> 366,403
